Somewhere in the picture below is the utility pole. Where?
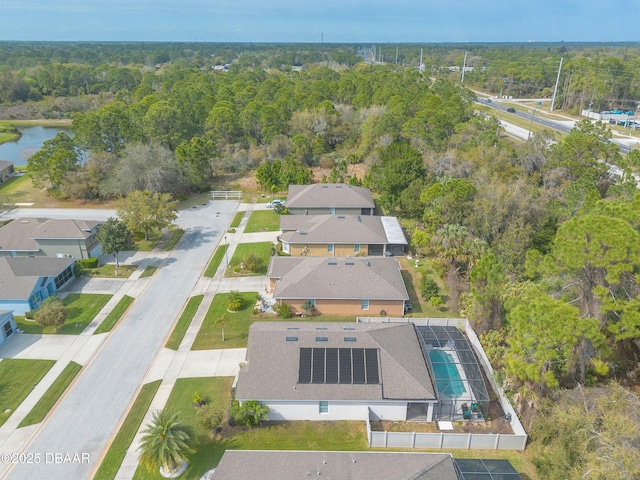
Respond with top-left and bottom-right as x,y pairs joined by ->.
461,52 -> 467,83
395,46 -> 398,65
550,57 -> 563,112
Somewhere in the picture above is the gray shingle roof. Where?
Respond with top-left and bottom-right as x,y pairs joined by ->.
280,215 -> 407,246
236,321 -> 436,402
211,450 -> 458,480
286,184 -> 375,209
0,160 -> 13,170
267,256 -> 409,301
0,257 -> 75,300
0,218 -> 99,252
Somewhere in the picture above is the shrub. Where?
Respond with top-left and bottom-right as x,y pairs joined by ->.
34,296 -> 67,328
226,291 -> 245,312
276,303 -> 293,319
77,258 -> 99,269
230,400 -> 270,428
197,404 -> 225,431
244,254 -> 264,274
421,276 -> 440,299
25,310 -> 36,320
429,296 -> 443,307
300,300 -> 316,317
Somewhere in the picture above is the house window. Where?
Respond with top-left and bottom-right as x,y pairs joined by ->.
3,321 -> 13,338
319,401 -> 329,414
361,299 -> 369,310
282,242 -> 290,254
327,243 -> 334,254
329,208 -> 335,215
354,244 -> 360,254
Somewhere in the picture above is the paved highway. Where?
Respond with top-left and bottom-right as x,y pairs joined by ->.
7,200 -> 238,480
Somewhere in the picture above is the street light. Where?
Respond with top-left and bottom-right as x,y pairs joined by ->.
224,235 -> 229,267
527,108 -> 536,140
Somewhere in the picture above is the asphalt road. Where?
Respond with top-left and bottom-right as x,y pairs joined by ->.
7,200 -> 239,480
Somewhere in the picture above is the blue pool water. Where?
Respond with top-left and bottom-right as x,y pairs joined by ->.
428,349 -> 467,398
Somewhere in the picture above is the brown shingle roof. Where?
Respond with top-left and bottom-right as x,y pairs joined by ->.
236,321 -> 436,402
211,450 -> 458,480
286,184 -> 375,209
267,256 -> 408,301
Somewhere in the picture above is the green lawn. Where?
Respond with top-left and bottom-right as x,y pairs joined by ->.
139,266 -> 158,278
243,210 -> 281,233
203,244 -> 228,278
396,256 -> 452,317
0,132 -> 17,144
162,228 -> 185,251
226,242 -> 273,277
132,377 -> 233,480
165,295 -> 204,350
16,293 -> 112,335
0,359 -> 55,427
132,377 -> 367,480
229,211 -> 245,228
76,264 -> 137,278
191,292 -> 258,350
18,361 -> 82,427
94,295 -> 135,334
132,231 -> 163,251
93,380 -> 162,480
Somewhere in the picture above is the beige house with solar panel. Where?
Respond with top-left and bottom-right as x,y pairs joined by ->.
267,256 -> 409,317
0,218 -> 101,259
286,184 -> 375,216
279,214 -> 408,257
236,321 -> 438,421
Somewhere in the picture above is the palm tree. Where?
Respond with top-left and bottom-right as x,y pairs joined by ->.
226,290 -> 245,312
139,408 -> 195,477
215,314 -> 228,342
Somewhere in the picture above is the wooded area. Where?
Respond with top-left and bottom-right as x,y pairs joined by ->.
1,41 -> 640,479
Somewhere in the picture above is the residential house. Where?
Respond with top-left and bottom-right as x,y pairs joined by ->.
0,160 -> 14,183
211,451 -> 459,480
0,218 -> 101,259
267,256 -> 409,317
0,257 -> 75,315
286,184 -> 375,216
235,321 -> 438,422
0,311 -> 17,346
279,214 -> 407,257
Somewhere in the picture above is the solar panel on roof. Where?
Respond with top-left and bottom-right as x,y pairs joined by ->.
325,348 -> 338,384
365,348 -> 379,384
352,348 -> 365,384
298,348 -> 312,383
312,348 -> 325,384
339,348 -> 352,383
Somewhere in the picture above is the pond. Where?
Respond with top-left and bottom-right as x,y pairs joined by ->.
0,126 -> 70,166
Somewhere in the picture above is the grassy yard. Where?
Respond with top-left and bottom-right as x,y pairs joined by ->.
165,295 -> 204,350
0,359 -> 55,427
139,266 -> 158,278
18,361 -> 82,427
203,244 -> 228,278
93,380 -> 162,480
76,264 -> 137,278
229,211 -> 245,228
396,256 -> 452,317
226,242 -> 273,277
132,377 -> 233,480
132,377 -> 367,480
243,210 -> 281,233
15,293 -> 112,335
191,292 -> 258,350
94,295 -> 135,334
131,231 -> 164,251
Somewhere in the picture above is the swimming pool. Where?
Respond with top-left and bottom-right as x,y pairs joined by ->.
428,349 -> 467,398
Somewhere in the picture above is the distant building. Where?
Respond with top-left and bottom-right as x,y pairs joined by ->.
286,184 -> 375,216
0,160 -> 14,183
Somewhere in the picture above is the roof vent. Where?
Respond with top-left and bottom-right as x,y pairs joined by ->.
322,185 -> 329,188
315,337 -> 328,342
345,262 -> 354,266
299,230 -> 307,235
357,215 -> 361,222
336,185 -> 342,188
286,336 -> 298,342
337,215 -> 345,219
344,337 -> 357,342
366,260 -> 370,266
328,261 -> 337,265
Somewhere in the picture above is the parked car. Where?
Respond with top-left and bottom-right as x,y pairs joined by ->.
267,199 -> 285,208
506,107 -> 516,113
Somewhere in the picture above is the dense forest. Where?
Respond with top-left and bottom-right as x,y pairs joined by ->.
1,41 -> 640,479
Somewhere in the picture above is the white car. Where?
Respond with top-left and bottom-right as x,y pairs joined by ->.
266,199 -> 285,208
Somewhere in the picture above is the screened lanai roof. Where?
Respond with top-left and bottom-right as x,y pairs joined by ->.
415,325 -> 490,415
454,459 -> 523,480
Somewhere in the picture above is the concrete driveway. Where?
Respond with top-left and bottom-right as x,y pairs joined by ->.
8,200 -> 239,480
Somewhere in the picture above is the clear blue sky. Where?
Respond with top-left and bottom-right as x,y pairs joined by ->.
1,0 -> 638,43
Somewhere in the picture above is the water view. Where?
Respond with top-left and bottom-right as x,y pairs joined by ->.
0,126 -> 69,166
